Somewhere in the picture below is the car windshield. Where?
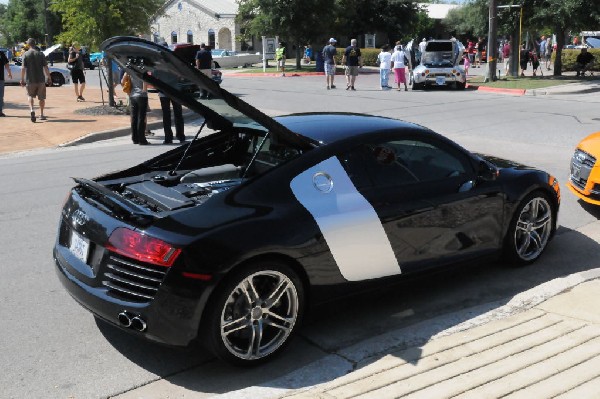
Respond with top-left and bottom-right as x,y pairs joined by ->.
421,41 -> 458,67
211,49 -> 226,56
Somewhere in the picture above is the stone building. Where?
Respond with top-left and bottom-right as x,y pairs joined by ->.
150,0 -> 252,51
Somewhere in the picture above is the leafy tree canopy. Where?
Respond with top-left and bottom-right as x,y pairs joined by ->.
49,0 -> 163,50
2,0 -> 60,47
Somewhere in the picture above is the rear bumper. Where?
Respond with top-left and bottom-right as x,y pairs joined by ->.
54,244 -> 205,346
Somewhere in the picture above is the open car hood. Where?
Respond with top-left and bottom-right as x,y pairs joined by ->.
101,36 -> 313,149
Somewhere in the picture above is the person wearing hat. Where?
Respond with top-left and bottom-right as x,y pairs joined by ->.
275,42 -> 286,77
323,38 -> 338,89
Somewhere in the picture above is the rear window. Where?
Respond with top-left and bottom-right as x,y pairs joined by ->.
425,42 -> 453,52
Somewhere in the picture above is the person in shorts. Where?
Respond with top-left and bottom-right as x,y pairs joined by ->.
323,38 -> 337,89
342,38 -> 362,91
68,42 -> 86,101
20,38 -> 51,122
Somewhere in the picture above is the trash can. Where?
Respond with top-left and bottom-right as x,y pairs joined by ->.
315,49 -> 324,72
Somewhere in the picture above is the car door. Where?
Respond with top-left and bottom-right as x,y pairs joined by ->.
340,135 -> 504,274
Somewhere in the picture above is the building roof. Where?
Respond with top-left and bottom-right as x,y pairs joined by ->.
190,0 -> 237,15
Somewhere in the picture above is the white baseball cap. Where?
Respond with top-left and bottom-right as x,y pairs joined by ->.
329,38 -> 337,43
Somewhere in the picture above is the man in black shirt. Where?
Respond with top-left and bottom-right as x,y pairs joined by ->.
575,48 -> 595,76
195,43 -> 213,99
68,42 -> 86,101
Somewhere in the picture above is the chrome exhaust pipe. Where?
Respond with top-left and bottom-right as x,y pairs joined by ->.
131,316 -> 147,332
118,311 -> 132,327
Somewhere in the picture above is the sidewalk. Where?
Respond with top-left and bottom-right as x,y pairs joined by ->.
0,84 -> 163,154
278,277 -> 600,399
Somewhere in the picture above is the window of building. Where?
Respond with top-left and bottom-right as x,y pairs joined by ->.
171,32 -> 178,44
208,29 -> 216,49
187,30 -> 193,44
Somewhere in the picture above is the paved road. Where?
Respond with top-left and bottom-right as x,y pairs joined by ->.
1,73 -> 600,398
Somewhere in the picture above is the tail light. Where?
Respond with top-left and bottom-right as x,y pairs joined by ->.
106,228 -> 181,267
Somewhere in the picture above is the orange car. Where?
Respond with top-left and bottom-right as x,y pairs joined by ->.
567,131 -> 600,204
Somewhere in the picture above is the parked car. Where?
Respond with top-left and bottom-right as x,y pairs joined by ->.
567,131 -> 600,204
89,51 -> 103,66
6,61 -> 70,87
54,37 -> 561,366
413,40 -> 467,90
211,48 -> 261,68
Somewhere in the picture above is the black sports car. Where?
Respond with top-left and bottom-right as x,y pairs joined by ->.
54,37 -> 561,365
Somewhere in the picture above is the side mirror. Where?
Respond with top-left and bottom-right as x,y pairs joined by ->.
478,160 -> 499,181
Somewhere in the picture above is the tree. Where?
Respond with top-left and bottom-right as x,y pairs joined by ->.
237,0 -> 336,69
2,0 -> 60,47
49,0 -> 163,50
527,0 -> 600,75
334,0 -> 426,44
444,0 -> 489,40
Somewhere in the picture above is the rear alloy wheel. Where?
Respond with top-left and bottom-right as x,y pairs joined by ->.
49,72 -> 65,87
505,192 -> 554,264
204,262 -> 304,365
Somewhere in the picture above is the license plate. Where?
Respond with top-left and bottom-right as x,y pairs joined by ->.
436,76 -> 446,85
70,230 -> 90,264
572,164 -> 581,180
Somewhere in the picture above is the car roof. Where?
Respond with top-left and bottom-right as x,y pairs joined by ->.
101,37 -> 312,150
275,113 -> 431,144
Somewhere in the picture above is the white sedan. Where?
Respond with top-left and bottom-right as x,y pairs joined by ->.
211,49 -> 261,68
6,63 -> 71,87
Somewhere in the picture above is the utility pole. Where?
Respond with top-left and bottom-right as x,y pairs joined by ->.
485,0 -> 498,82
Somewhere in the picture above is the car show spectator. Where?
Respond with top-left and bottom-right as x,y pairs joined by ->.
502,40 -> 511,75
20,38 -> 51,122
275,41 -> 286,77
0,47 -> 13,117
322,38 -> 337,90
342,38 -> 362,91
195,42 -> 213,99
574,47 -> 595,76
519,43 -> 529,76
377,44 -> 392,89
68,42 -> 86,102
390,44 -> 408,91
122,71 -> 150,145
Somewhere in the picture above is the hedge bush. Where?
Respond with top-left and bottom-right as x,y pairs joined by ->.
556,49 -> 600,71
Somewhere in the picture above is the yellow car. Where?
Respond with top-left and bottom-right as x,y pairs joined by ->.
568,131 -> 600,204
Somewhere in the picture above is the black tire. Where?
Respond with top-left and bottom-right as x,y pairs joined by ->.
456,81 -> 466,90
504,191 -> 554,265
49,72 -> 65,87
202,260 -> 304,365
412,82 -> 425,90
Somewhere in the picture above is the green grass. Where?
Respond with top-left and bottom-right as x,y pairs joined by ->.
234,64 -> 321,74
467,75 -> 581,90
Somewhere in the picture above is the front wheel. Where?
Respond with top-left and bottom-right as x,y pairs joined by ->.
504,191 -> 554,265
203,261 -> 304,365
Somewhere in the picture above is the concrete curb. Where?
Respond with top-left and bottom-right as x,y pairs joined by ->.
474,85 -> 526,96
58,111 -> 196,147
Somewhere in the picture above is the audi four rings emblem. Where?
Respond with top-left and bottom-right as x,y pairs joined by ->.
72,209 -> 89,226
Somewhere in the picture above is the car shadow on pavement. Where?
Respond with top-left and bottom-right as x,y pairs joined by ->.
95,225 -> 600,396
